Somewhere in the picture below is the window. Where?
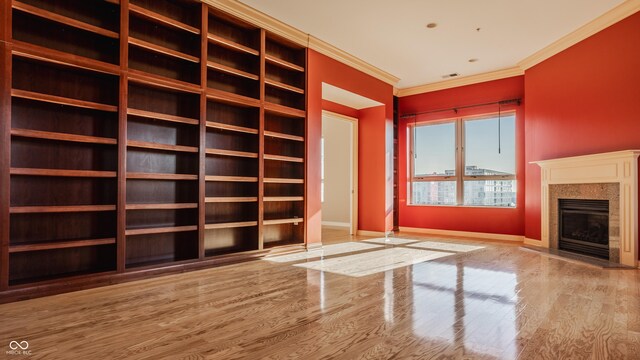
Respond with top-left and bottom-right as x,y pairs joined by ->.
409,113 -> 516,207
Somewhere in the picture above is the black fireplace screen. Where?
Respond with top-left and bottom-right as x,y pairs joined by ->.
558,199 -> 609,259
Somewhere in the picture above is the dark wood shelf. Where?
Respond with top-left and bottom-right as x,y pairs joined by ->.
264,218 -> 304,226
205,175 -> 258,182
207,61 -> 259,81
1,3 -> 308,301
207,33 -> 259,56
128,69 -> 201,94
12,1 -> 119,39
205,197 -> 257,203
204,221 -> 258,230
129,3 -> 201,35
127,108 -> 199,126
206,148 -> 258,158
128,140 -> 199,153
129,37 -> 200,63
264,154 -> 304,163
127,172 -> 198,181
9,238 -> 116,253
264,102 -> 305,118
206,121 -> 258,134
12,89 -> 118,112
125,225 -> 198,236
264,197 -> 304,202
265,54 -> 304,72
10,205 -> 116,214
11,128 -> 117,145
264,178 -> 304,184
264,130 -> 304,142
206,88 -> 261,108
265,78 -> 304,94
10,168 -> 117,178
12,41 -> 120,76
126,203 -> 198,210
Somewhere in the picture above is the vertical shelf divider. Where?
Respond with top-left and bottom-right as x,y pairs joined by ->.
117,0 -> 130,273
258,29 -> 266,250
303,48 -> 309,249
198,3 -> 208,259
0,0 -> 11,290
0,0 -> 307,301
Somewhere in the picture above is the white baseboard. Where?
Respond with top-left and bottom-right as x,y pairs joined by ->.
523,238 -> 543,246
322,221 -> 350,228
398,226 -> 524,243
306,242 -> 323,251
357,230 -> 390,237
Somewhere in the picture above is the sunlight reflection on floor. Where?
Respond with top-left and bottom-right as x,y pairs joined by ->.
262,242 -> 382,263
294,247 -> 455,277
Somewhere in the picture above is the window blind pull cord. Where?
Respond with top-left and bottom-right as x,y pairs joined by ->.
498,103 -> 502,154
413,115 -> 417,158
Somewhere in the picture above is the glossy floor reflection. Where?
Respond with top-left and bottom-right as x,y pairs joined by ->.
0,233 -> 639,359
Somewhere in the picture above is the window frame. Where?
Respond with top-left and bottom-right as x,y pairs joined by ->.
409,111 -> 517,207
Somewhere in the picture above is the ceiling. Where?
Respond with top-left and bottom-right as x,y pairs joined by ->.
238,0 -> 625,89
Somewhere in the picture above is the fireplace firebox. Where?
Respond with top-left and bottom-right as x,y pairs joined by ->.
558,199 -> 609,259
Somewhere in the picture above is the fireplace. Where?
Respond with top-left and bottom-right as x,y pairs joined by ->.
558,199 -> 609,259
533,150 -> 639,267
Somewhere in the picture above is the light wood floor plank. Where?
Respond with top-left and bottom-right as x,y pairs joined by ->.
0,232 -> 639,359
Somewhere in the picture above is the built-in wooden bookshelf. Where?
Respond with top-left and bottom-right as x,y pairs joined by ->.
0,0 -> 306,302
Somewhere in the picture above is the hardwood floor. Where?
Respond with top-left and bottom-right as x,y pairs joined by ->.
1,233 -> 639,359
321,226 -> 355,244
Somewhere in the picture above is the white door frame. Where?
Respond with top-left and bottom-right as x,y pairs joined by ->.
322,110 -> 358,235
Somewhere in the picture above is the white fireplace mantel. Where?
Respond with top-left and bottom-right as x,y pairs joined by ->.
532,150 -> 640,267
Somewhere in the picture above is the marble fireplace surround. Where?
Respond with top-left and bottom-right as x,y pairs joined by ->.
533,150 -> 640,267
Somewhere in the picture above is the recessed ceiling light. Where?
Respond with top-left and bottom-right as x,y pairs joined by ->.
426,23 -> 438,29
468,58 -> 479,63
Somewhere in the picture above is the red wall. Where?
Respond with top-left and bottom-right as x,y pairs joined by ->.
307,50 -> 394,243
524,12 -> 640,244
398,76 -> 525,235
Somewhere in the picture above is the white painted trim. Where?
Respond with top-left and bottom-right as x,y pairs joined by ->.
518,0 -> 640,70
533,150 -> 640,267
396,1 -> 640,96
357,230 -> 389,237
397,67 -> 524,97
399,226 -> 524,242
202,0 -> 399,86
524,238 -> 542,246
203,0 -> 639,103
321,221 -> 350,228
322,110 -> 359,236
322,110 -> 358,123
306,242 -> 323,251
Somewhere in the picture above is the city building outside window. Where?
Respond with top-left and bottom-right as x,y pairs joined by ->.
409,113 -> 516,207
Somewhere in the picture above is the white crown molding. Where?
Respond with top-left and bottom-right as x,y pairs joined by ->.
307,36 -> 400,86
518,0 -> 640,70
397,0 -> 639,97
396,67 -> 524,97
204,0 -> 638,96
201,0 -> 400,86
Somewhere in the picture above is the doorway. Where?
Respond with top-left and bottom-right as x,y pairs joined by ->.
321,110 -> 358,243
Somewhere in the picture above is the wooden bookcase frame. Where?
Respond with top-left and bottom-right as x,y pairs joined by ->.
0,0 -> 307,302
